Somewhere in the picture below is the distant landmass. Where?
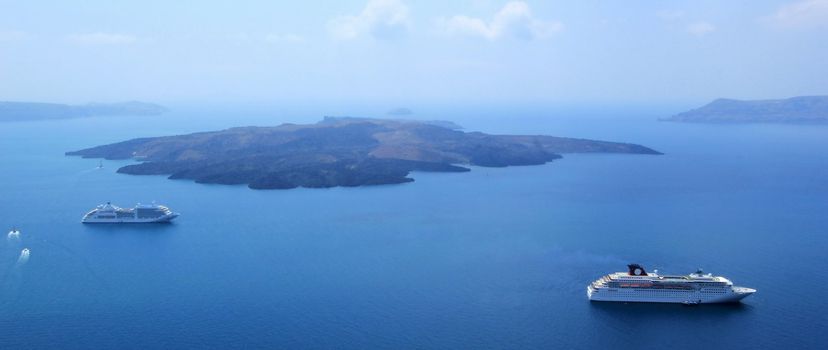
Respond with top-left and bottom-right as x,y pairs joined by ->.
0,101 -> 167,122
663,96 -> 828,123
387,107 -> 413,116
66,117 -> 661,189
321,116 -> 463,130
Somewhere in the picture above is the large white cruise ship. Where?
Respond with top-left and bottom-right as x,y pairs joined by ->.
587,264 -> 755,304
82,202 -> 179,224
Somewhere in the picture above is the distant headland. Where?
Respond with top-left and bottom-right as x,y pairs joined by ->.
0,101 -> 167,122
386,107 -> 413,116
663,96 -> 828,123
66,117 -> 661,190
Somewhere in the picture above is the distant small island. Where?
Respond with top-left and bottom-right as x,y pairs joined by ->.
662,96 -> 828,123
0,101 -> 167,122
387,107 -> 413,116
66,117 -> 661,189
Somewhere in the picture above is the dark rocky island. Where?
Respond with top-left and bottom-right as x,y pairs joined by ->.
66,117 -> 661,189
663,96 -> 828,123
0,101 -> 167,122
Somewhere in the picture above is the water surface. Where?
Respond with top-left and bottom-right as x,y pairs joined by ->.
1,107 -> 826,349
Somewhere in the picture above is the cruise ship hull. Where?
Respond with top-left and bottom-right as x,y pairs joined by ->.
82,213 -> 179,224
82,202 -> 179,224
587,285 -> 756,304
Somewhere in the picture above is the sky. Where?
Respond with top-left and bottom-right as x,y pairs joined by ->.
0,0 -> 827,107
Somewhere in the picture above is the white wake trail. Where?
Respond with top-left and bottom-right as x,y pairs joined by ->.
7,229 -> 20,241
16,248 -> 30,266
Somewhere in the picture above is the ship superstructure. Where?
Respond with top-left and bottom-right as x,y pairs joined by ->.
82,202 -> 179,223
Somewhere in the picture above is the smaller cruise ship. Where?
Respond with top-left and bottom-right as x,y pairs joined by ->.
588,264 -> 756,304
82,202 -> 179,224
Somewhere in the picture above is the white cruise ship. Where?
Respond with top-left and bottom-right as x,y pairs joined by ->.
82,202 -> 179,224
587,264 -> 755,304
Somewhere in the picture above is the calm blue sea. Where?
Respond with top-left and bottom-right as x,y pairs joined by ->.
1,106 -> 827,349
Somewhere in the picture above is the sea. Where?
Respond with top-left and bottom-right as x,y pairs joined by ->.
1,105 -> 826,349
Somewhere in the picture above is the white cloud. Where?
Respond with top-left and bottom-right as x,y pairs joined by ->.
686,21 -> 716,36
265,33 -> 304,43
0,30 -> 27,42
67,32 -> 138,45
328,0 -> 410,40
441,1 -> 563,40
767,0 -> 828,28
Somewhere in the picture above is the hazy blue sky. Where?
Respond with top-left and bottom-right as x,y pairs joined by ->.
1,0 -> 826,106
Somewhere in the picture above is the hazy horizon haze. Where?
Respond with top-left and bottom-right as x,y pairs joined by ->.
1,0 -> 826,107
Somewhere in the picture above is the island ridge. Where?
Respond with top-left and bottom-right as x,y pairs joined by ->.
66,117 -> 661,189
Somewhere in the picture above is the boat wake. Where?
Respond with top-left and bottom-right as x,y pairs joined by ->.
15,248 -> 30,267
7,229 -> 20,240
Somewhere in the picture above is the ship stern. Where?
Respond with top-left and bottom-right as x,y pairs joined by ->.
587,285 -> 600,301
